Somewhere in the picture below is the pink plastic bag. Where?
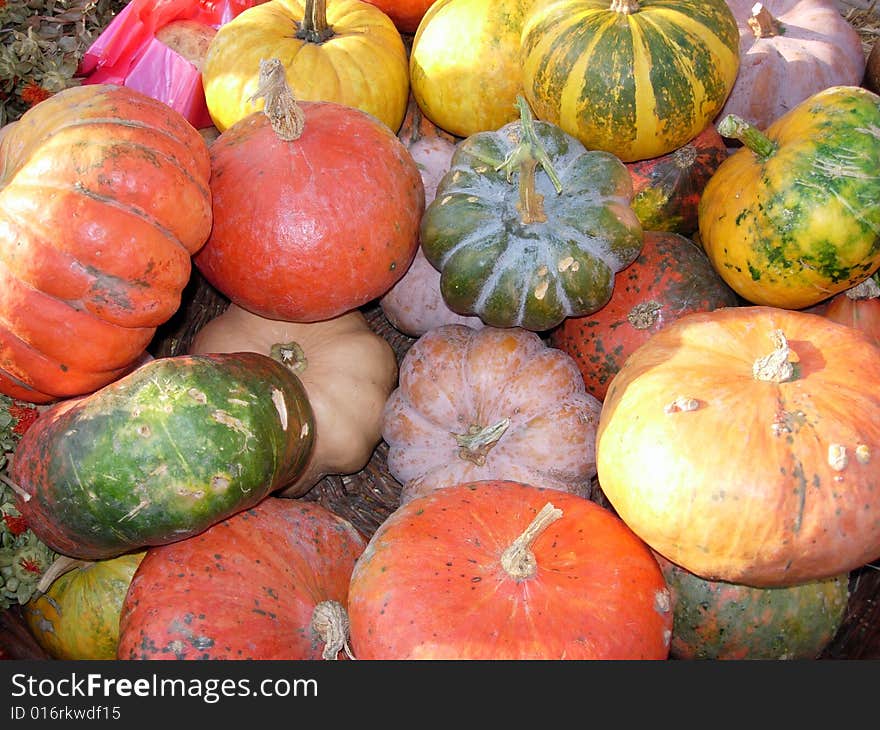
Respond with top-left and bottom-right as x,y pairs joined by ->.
79,0 -> 262,128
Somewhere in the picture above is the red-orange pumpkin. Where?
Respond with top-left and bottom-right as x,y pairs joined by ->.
117,498 -> 366,660
361,0 -> 435,33
0,84 -> 212,403
819,276 -> 880,349
347,479 -> 673,659
194,61 -> 424,322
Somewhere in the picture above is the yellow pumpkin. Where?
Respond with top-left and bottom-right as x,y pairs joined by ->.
190,305 -> 399,498
202,0 -> 410,133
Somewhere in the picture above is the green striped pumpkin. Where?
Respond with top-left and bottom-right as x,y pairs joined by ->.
520,0 -> 740,162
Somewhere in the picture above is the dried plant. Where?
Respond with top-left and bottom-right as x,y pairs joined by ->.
0,0 -> 129,126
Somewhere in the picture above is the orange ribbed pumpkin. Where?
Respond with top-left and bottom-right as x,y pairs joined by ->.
0,85 -> 212,403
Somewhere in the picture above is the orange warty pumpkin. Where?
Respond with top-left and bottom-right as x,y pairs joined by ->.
597,306 -> 880,587
0,84 -> 212,403
194,61 -> 424,322
347,479 -> 673,659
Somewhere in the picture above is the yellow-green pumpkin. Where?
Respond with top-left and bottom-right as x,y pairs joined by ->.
520,0 -> 740,162
24,553 -> 145,660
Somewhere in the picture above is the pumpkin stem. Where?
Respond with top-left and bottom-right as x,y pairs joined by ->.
310,599 -> 356,660
35,555 -> 92,595
753,329 -> 799,383
295,0 -> 335,43
248,58 -> 304,142
845,275 -> 880,300
453,418 -> 510,466
609,0 -> 640,12
270,341 -> 308,376
500,502 -> 563,580
747,3 -> 781,39
716,114 -> 777,159
495,96 -> 563,225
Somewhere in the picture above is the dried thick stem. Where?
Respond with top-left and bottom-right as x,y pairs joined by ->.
500,503 -> 563,580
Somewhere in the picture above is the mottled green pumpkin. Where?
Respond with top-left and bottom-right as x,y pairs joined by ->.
699,86 -> 880,309
420,97 -> 643,331
10,353 -> 315,560
24,553 -> 145,660
520,0 -> 740,162
656,554 -> 850,660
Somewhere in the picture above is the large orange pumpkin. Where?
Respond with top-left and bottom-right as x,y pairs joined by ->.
347,479 -> 673,659
194,60 -> 424,322
597,306 -> 880,587
0,84 -> 212,403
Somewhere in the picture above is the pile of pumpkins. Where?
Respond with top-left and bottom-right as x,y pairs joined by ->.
2,0 -> 880,660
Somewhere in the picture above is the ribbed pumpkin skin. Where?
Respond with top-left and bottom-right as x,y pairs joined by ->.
409,0 -> 536,137
118,499 -> 366,660
550,231 -> 740,401
24,553 -> 145,660
597,306 -> 880,587
348,480 -> 673,659
202,0 -> 409,133
699,86 -> 880,310
420,117 -> 643,331
195,102 -> 424,322
520,0 -> 740,162
626,124 -> 728,236
0,84 -> 212,403
10,353 -> 315,560
656,555 -> 850,660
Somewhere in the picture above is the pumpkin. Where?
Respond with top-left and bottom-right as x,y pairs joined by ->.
717,0 -> 866,132
625,123 -> 729,236
596,305 -> 880,587
655,554 -> 850,660
201,0 -> 409,133
10,352 -> 314,561
24,552 -> 145,660
361,0 -> 435,32
380,99 -> 484,336
420,97 -> 643,331
699,86 -> 880,310
347,479 -> 673,659
550,231 -> 740,401
194,60 -> 424,323
0,84 -> 212,404
118,498 -> 365,660
520,0 -> 740,162
382,324 -> 603,504
189,304 -> 398,498
819,275 -> 880,349
409,0 -> 536,138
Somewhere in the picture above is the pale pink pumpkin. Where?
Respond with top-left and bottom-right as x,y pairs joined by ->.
381,324 -> 602,504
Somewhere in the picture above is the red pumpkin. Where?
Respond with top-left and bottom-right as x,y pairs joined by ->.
551,231 -> 740,401
361,0 -> 435,33
347,479 -> 673,659
194,60 -> 424,322
0,84 -> 212,403
117,498 -> 365,660
820,276 -> 880,348
625,124 -> 729,236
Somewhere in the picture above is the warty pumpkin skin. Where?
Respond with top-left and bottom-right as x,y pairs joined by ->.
698,86 -> 880,310
520,0 -> 740,162
718,0 -> 866,132
550,231 -> 740,401
0,84 -> 212,403
189,304 -> 398,498
202,0 -> 409,133
420,99 -> 643,331
409,0 -> 536,138
118,498 -> 366,660
24,552 -> 145,661
194,86 -> 424,323
382,324 -> 603,505
596,306 -> 880,587
347,479 -> 673,659
10,352 -> 315,560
